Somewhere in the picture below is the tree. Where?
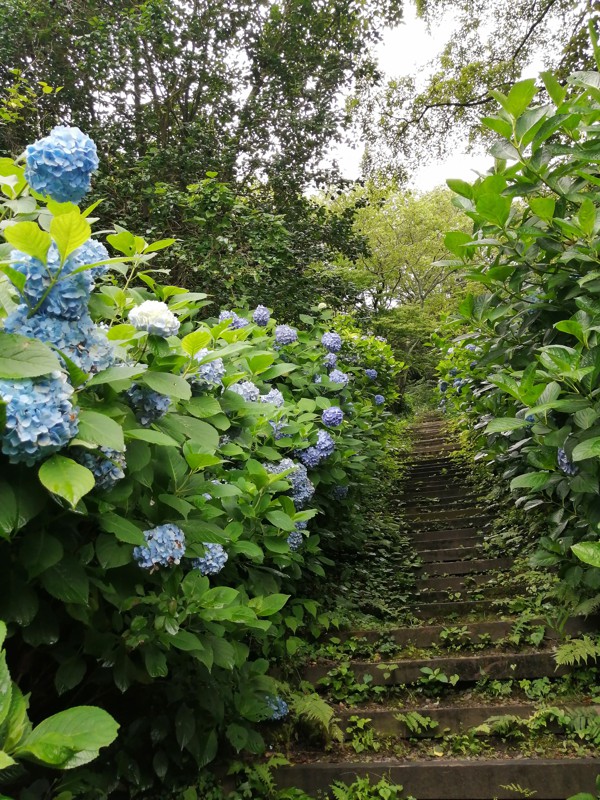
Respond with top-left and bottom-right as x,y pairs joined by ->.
331,184 -> 470,313
355,0 -> 598,175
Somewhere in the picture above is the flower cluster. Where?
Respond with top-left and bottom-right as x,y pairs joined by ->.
260,388 -> 285,407
25,125 -> 98,204
297,430 -> 335,468
557,448 -> 578,476
76,447 -> 126,491
322,406 -> 343,427
253,305 -> 270,326
287,521 -> 307,551
267,458 -> 315,508
332,485 -> 349,501
275,324 -> 298,345
0,372 -> 78,465
125,385 -> 171,426
364,368 -> 378,380
439,381 -> 449,393
374,394 -> 385,406
321,331 -> 341,352
229,380 -> 260,402
265,696 -> 289,721
192,543 -> 228,576
129,301 -> 180,338
323,353 -> 337,368
133,524 -> 186,570
192,349 -> 226,389
219,310 -> 248,329
329,369 -> 349,387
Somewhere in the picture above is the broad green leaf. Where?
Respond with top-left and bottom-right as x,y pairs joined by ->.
39,456 -> 95,507
446,179 -> 473,198
50,212 -> 91,262
3,222 -> 51,263
75,410 -> 125,452
0,332 -> 61,378
265,510 -> 296,531
578,197 -> 596,236
541,71 -> 567,106
0,481 -> 17,538
40,556 -> 89,605
528,196 -> 555,222
87,365 -> 146,387
571,542 -> 600,568
485,418 -> 530,433
125,429 -> 179,447
141,371 -> 191,400
476,194 -> 511,227
0,651 -> 12,727
181,330 -> 212,356
100,513 -> 145,545
572,437 -> 600,461
510,472 -> 551,490
249,593 -> 290,616
502,78 -> 537,117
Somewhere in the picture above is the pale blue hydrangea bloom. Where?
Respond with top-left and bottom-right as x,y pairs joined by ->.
329,369 -> 349,387
129,301 -> 180,337
253,305 -> 270,326
229,380 -> 260,402
374,394 -> 385,406
465,343 -> 478,352
287,530 -> 304,551
125,385 -> 171,426
266,696 -> 289,720
266,458 -> 314,508
313,374 -> 322,384
260,388 -> 284,407
73,238 -> 110,278
76,447 -> 126,490
321,331 -> 342,352
557,448 -> 578,476
322,406 -> 343,427
323,353 -> 337,368
133,524 -> 186,570
365,368 -> 378,380
192,348 -> 225,389
275,324 -> 298,345
219,310 -> 248,329
25,125 -> 98,203
297,430 -> 335,468
0,372 -> 78,465
4,305 -> 116,374
192,542 -> 228,575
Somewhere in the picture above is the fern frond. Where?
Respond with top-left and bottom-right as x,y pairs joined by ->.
573,594 -> 600,617
554,635 -> 600,667
291,692 -> 334,734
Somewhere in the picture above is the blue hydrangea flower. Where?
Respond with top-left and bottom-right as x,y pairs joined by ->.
449,368 -> 459,377
0,372 -> 78,465
465,343 -> 478,352
313,374 -> 322,384
469,361 -> 478,369
129,301 -> 180,337
253,305 -> 270,326
332,485 -> 349,501
557,448 -> 578,476
265,696 -> 289,721
275,325 -> 298,345
323,353 -> 337,368
133,524 -> 186,570
269,420 -> 289,440
192,348 -> 226,389
260,388 -> 285,407
229,380 -> 260,402
316,429 -> 335,457
72,238 -> 110,278
329,369 -> 349,387
125,384 -> 171,426
192,542 -> 228,575
321,332 -> 342,352
25,126 -> 98,204
219,310 -> 248,329
322,406 -> 343,427
297,430 -> 335,468
76,447 -> 126,490
287,522 -> 307,551
439,381 -> 448,393
374,394 -> 385,406
365,368 -> 378,380
266,458 -> 315,508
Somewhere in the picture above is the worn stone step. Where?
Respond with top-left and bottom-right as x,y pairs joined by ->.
418,545 -> 483,562
401,498 -> 482,512
418,557 -> 512,577
400,490 -> 480,502
405,507 -> 486,521
417,572 -> 511,593
413,585 -> 517,604
410,599 -> 510,620
412,528 -> 485,543
414,539 -> 484,555
410,515 -> 491,530
275,758 -> 600,798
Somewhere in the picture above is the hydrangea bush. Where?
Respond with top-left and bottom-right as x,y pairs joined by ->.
435,55 -> 600,601
0,129 -> 402,795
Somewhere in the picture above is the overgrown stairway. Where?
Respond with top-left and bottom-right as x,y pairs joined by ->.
277,418 -> 600,799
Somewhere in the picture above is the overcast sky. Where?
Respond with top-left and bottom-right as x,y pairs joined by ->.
331,5 -> 493,191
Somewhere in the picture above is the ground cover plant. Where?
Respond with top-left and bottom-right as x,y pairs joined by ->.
435,33 -> 600,608
0,126 -> 402,798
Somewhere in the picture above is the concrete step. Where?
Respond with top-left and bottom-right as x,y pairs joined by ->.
308,651 -> 566,687
410,599 -> 511,619
405,507 -> 486,521
400,489 -> 481,501
418,557 -> 512,577
417,572 -> 511,593
412,528 -> 485,543
275,758 -> 600,798
414,539 -> 484,554
418,545 -> 483,562
413,585 -> 517,604
410,515 -> 491,530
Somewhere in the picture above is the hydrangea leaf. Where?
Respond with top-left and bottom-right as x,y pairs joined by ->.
38,455 -> 95,507
75,410 -> 125,452
141,371 -> 191,400
3,222 -> 52,263
572,542 -> 600,568
50,211 -> 91,263
0,332 -> 62,378
181,330 -> 212,356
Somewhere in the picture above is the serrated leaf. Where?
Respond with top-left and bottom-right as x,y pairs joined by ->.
50,211 -> 91,262
0,332 -> 62,378
3,221 -> 51,262
39,456 -> 95,507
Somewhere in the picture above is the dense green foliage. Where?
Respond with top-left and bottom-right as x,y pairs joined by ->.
436,45 -> 600,606
0,137 -> 401,797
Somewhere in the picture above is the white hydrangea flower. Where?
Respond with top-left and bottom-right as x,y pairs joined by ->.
128,300 -> 180,337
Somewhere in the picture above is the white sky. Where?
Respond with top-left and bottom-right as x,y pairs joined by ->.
333,4 -> 544,191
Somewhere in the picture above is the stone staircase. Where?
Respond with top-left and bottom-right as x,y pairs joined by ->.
277,419 -> 600,799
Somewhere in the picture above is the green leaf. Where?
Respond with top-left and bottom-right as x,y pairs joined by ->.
0,332 -> 61,378
541,71 -> 567,106
510,472 -> 551,490
141,371 -> 191,400
572,437 -> 600,461
87,365 -> 146,387
40,556 -> 89,605
0,651 -> 12,728
485,418 -> 530,433
578,197 -> 596,236
446,179 -> 473,198
125,429 -> 179,447
528,196 -> 555,222
181,330 -> 212,356
39,456 -> 95,507
3,222 -> 51,263
503,78 -> 538,117
99,514 -> 145,545
0,481 -> 17,538
571,542 -> 600,568
476,194 -> 511,227
249,593 -> 290,616
75,410 -> 125,452
266,510 -> 297,532
50,212 -> 91,262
